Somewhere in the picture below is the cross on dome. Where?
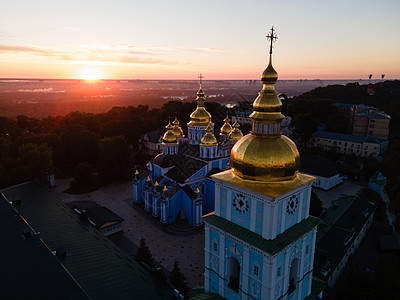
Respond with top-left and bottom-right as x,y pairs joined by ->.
198,73 -> 204,87
266,26 -> 278,55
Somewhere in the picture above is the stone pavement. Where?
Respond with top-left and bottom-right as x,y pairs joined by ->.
52,179 -> 205,288
314,180 -> 366,209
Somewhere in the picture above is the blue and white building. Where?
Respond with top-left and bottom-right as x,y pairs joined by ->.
202,32 -> 320,300
133,85 -> 243,227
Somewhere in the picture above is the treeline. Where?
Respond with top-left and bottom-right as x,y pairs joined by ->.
0,100 -> 228,188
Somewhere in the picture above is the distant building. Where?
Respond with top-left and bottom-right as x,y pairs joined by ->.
0,181 -> 174,299
314,196 -> 375,289
300,154 -> 344,190
312,131 -> 388,157
139,129 -> 164,155
335,103 -> 390,140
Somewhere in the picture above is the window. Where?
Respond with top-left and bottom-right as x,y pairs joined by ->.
277,266 -> 282,277
253,264 -> 259,277
306,244 -> 310,255
213,241 -> 218,252
369,124 -> 375,128
369,131 -> 373,134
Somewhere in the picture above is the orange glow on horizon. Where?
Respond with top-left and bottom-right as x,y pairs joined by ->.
78,68 -> 104,81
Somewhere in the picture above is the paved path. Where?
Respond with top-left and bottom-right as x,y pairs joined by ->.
52,179 -> 205,288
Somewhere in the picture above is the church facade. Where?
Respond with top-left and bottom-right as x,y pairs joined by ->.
133,81 -> 243,227
203,28 -> 320,299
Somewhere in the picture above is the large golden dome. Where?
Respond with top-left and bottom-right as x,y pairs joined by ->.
188,86 -> 212,126
230,30 -> 300,182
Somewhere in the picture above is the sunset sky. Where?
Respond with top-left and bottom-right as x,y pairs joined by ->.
1,0 -> 399,80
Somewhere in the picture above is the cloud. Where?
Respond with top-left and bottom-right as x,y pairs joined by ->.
18,88 -> 65,93
0,43 -> 224,66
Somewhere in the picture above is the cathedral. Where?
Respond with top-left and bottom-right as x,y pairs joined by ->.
202,28 -> 320,299
133,80 -> 243,227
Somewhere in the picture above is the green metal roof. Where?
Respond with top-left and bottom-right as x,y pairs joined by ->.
313,196 -> 376,283
202,213 -> 320,255
1,181 -> 173,300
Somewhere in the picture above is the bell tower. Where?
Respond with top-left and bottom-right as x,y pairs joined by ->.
203,27 -> 320,300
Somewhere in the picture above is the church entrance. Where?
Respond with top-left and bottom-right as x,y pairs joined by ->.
227,256 -> 240,293
288,258 -> 299,295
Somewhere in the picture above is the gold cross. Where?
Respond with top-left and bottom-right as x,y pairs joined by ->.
198,74 -> 204,87
266,26 -> 278,55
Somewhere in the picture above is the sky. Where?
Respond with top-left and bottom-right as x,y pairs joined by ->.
1,0 -> 399,80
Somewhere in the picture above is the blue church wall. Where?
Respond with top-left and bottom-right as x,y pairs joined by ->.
167,192 -> 182,224
220,187 -> 227,218
208,271 -> 219,295
205,179 -> 215,213
181,190 -> 196,226
255,201 -> 264,235
230,191 -> 251,229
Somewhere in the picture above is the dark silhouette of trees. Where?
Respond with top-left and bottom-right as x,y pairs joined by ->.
170,260 -> 190,298
135,238 -> 154,268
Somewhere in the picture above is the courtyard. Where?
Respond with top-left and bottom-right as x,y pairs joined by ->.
52,179 -> 205,288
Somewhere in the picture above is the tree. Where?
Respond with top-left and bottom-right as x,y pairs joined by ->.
292,113 -> 319,144
73,162 -> 93,188
309,191 -> 323,217
135,238 -> 154,268
170,260 -> 190,298
98,135 -> 131,183
18,143 -> 53,183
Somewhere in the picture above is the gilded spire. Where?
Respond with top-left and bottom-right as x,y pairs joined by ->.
162,119 -> 178,144
172,112 -> 184,138
200,122 -> 218,146
229,28 -> 300,182
220,114 -> 232,136
229,121 -> 243,141
188,74 -> 212,126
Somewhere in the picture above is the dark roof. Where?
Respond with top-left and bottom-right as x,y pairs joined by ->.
313,131 -> 385,144
0,190 -> 88,299
202,213 -> 320,255
140,129 -> 164,143
178,143 -> 200,157
300,153 -> 339,178
182,185 -> 196,199
314,196 -> 376,282
166,185 -> 181,198
84,206 -> 124,229
207,168 -> 222,177
0,181 -> 173,300
138,169 -> 151,181
380,235 -> 400,251
163,155 -> 207,183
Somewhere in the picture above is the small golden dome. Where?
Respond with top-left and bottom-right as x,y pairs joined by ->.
188,84 -> 212,126
228,121 -> 243,141
220,115 -> 232,135
162,121 -> 178,144
200,122 -> 218,146
172,115 -> 184,138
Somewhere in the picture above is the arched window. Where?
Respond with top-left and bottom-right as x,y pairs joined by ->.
288,258 -> 299,295
228,256 -> 240,293
213,240 -> 218,252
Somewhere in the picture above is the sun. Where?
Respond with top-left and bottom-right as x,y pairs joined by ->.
79,68 -> 103,81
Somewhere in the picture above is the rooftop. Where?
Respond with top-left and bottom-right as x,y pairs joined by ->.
300,153 -> 339,178
313,196 -> 376,282
0,181 -> 173,299
313,131 -> 386,144
202,212 -> 320,255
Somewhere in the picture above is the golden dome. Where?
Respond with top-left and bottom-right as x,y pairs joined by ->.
172,115 -> 184,138
230,28 -> 300,182
228,121 -> 243,141
188,83 -> 212,126
200,122 -> 218,146
220,115 -> 232,136
162,121 -> 178,144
